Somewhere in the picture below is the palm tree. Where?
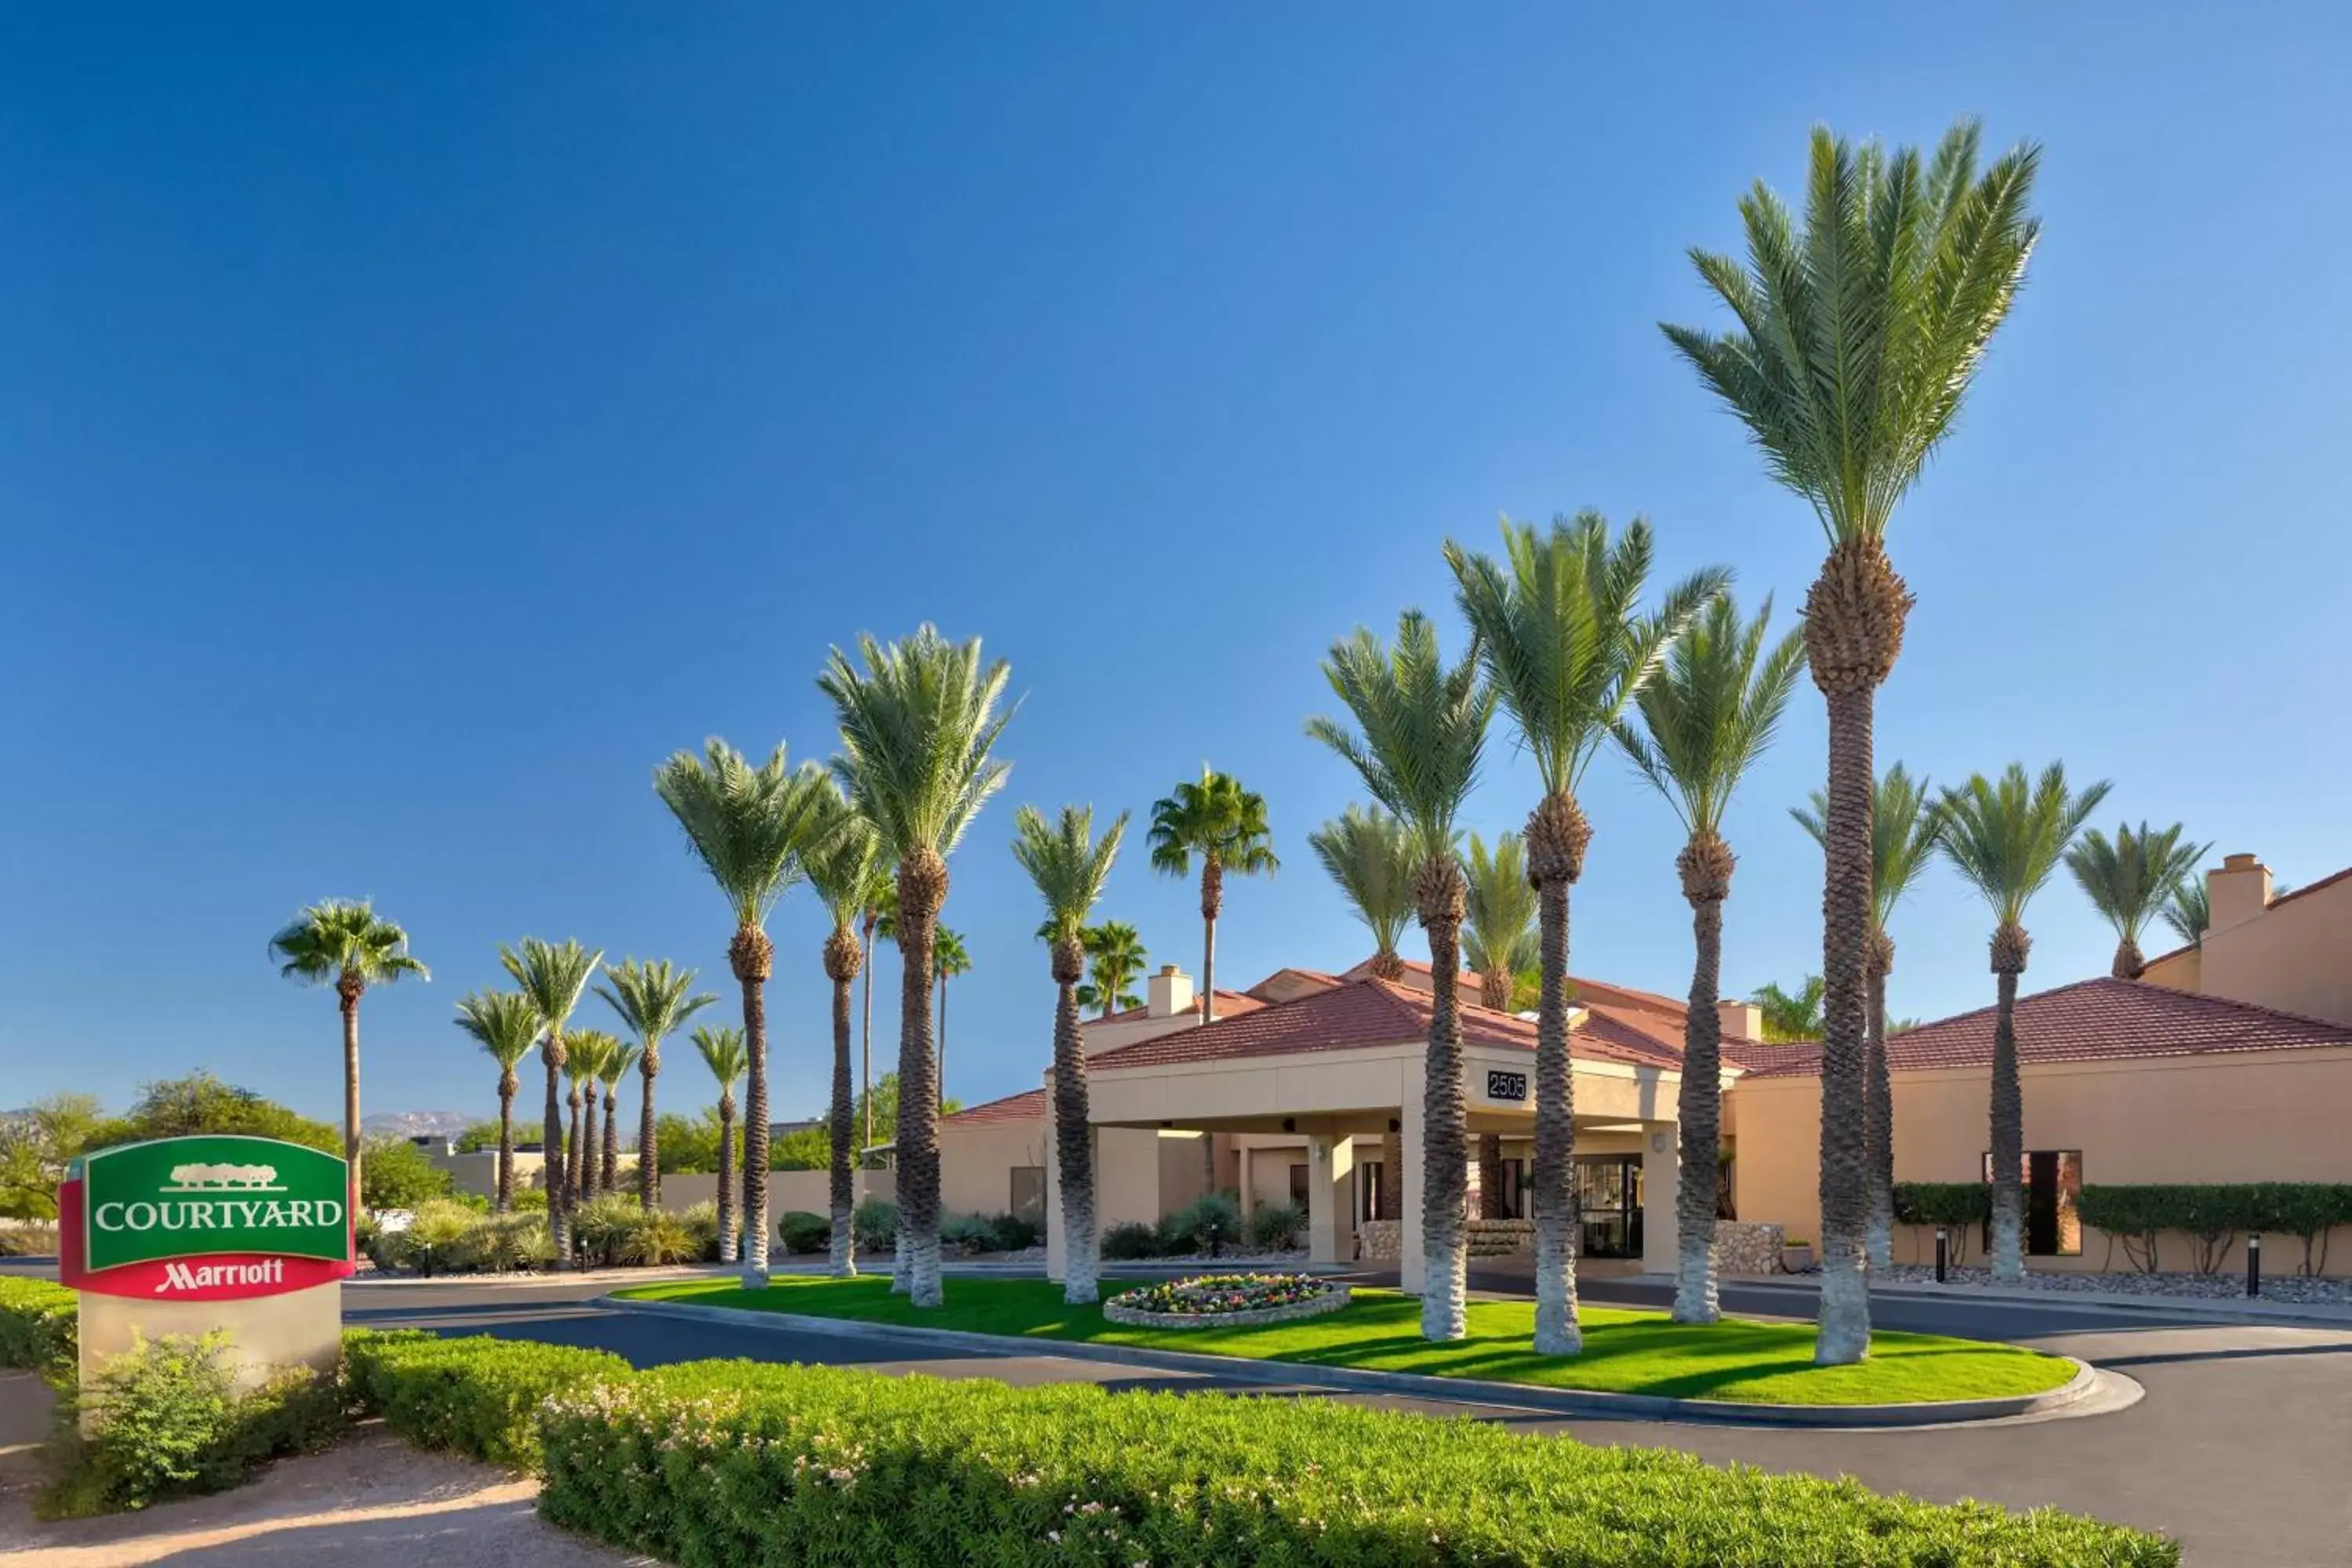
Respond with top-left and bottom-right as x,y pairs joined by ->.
1310,805 -> 1417,981
655,738 -> 833,1289
594,958 -> 717,1210
1748,978 -> 1825,1042
1794,764 -> 1946,1266
500,937 -> 602,1264
1076,922 -> 1148,1017
934,927 -> 971,1109
2067,822 -> 2208,980
601,1041 -> 641,1194
1461,830 -> 1540,1220
693,1024 -> 749,1264
1149,768 -> 1279,1023
804,782 -> 891,1275
2163,874 -> 2211,949
564,1030 -> 617,1203
267,899 -> 428,1220
1011,804 -> 1130,1305
1937,764 -> 2110,1282
453,990 -> 541,1214
819,626 -> 1014,1308
858,871 -> 893,1174
1664,121 -> 2042,1365
1308,609 -> 1493,1341
1449,512 -> 1721,1355
1615,592 -> 1805,1324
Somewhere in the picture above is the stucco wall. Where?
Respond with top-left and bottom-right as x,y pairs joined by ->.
2198,874 -> 2352,1028
938,1117 -> 1048,1217
657,1168 -> 895,1218
1731,1045 -> 2352,1273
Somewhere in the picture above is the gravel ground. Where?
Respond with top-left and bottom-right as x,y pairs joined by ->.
1878,1262 -> 2352,1305
0,1377 -> 642,1567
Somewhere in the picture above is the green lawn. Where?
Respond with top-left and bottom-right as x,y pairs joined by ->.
614,1274 -> 2077,1406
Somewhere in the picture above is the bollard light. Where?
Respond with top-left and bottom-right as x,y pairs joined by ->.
2248,1232 -> 2262,1298
1934,1226 -> 1949,1284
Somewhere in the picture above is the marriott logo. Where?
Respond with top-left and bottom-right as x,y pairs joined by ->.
158,1259 -> 286,1293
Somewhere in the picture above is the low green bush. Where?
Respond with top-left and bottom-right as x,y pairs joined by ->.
0,1223 -> 61,1258
343,1329 -> 627,1472
535,1359 -> 2177,1566
1157,1189 -> 1243,1254
1246,1200 -> 1306,1250
618,1209 -> 699,1266
678,1200 -> 722,1261
777,1210 -> 833,1255
1099,1220 -> 1162,1261
2071,1185 -> 2332,1274
1892,1182 -> 1990,1267
851,1196 -> 898,1254
939,1210 -> 1038,1255
510,1185 -> 550,1213
0,1277 -> 78,1376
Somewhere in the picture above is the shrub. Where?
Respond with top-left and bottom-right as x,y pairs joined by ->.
678,1200 -> 723,1261
1100,1221 -> 1162,1261
1157,1189 -> 1243,1254
573,1193 -> 650,1269
534,1359 -> 2178,1567
343,1329 -> 627,1472
0,1222 -> 61,1258
510,1185 -> 550,1213
1891,1182 -> 1990,1267
777,1210 -> 833,1255
851,1196 -> 898,1254
0,1277 -> 78,1376
985,1211 -> 1039,1252
467,1213 -> 557,1272
1245,1200 -> 1306,1250
361,1137 -> 458,1211
2259,1181 -> 2352,1275
620,1210 -> 699,1266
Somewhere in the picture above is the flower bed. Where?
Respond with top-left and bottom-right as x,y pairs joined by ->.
1102,1271 -> 1349,1327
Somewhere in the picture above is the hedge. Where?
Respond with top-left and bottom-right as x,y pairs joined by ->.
535,1358 -> 2178,1566
0,1277 -> 78,1377
343,1328 -> 630,1471
2077,1184 -> 2352,1276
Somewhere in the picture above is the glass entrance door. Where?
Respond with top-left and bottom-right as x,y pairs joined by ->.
1575,1156 -> 1644,1259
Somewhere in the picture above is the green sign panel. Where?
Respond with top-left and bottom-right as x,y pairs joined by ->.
72,1135 -> 350,1275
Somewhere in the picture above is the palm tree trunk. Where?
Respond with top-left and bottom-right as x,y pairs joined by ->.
542,1040 -> 570,1266
897,851 -> 948,1307
1051,938 -> 1098,1304
1526,790 -> 1588,1356
1989,923 -> 2030,1282
1417,855 -> 1471,1342
582,1083 -> 601,1203
1864,933 -> 1896,1271
1198,858 -> 1223,1023
339,987 -> 365,1221
1814,683 -> 1875,1363
735,924 -> 776,1288
1672,834 -> 1733,1325
715,1098 -> 739,1264
2111,935 -> 2144,981
1477,1134 -> 1504,1220
601,1085 -> 621,1195
860,912 -> 878,1184
568,1087 -> 586,1207
826,931 -> 860,1276
937,975 -> 949,1110
638,1051 -> 660,1211
495,1080 -> 517,1215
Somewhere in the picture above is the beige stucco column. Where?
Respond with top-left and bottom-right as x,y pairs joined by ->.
1399,1069 -> 1427,1294
1238,1145 -> 1254,1221
1640,1120 -> 1679,1276
1306,1134 -> 1354,1264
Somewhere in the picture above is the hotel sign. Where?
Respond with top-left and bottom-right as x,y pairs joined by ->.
1486,1069 -> 1529,1102
60,1136 -> 354,1301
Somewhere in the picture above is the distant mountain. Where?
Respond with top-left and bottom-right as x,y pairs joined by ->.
361,1109 -> 474,1141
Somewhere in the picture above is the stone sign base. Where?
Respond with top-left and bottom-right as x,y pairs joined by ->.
78,1281 -> 343,1403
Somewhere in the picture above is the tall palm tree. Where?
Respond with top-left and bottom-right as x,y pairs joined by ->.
858,871 -> 894,1175
1937,764 -> 2109,1282
453,990 -> 541,1214
693,1024 -> 749,1265
1449,512 -> 1721,1355
564,1030 -> 617,1203
1308,608 -> 1493,1341
2067,822 -> 2208,980
2163,874 -> 2211,949
1461,830 -> 1540,1220
933,928 -> 971,1109
819,626 -> 1014,1308
500,937 -> 602,1265
1076,922 -> 1148,1017
804,782 -> 891,1275
1310,805 -> 1417,981
601,1040 -> 641,1194
1794,764 -> 1946,1266
1149,768 -> 1279,1023
594,958 -> 717,1210
1011,804 -> 1130,1305
1614,591 -> 1805,1324
267,899 -> 428,1220
655,738 -> 833,1289
1664,121 -> 2042,1364
1748,977 -> 1825,1041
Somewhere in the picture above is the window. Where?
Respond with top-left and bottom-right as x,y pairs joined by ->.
1009,1166 -> 1045,1221
1980,1150 -> 2082,1257
1289,1163 -> 1310,1210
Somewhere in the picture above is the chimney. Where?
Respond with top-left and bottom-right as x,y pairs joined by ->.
1716,1000 -> 1762,1040
1147,964 -> 1195,1020
2207,853 -> 2272,935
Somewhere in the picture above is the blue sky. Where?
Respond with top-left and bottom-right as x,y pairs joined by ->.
4,5 -> 2348,1127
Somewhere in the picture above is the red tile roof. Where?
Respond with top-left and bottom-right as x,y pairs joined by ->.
1080,989 -> 1267,1027
1736,977 -> 2352,1079
1088,977 -> 1686,1074
942,1088 -> 1045,1124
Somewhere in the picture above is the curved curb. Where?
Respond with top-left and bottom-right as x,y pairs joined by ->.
598,1294 -> 2110,1429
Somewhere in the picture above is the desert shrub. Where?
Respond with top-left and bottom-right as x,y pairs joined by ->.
467,1213 -> 557,1272
532,1359 -> 2178,1567
1891,1182 -> 1991,1267
619,1210 -> 699,1266
0,1277 -> 78,1375
1157,1189 -> 1243,1254
677,1200 -> 722,1261
1100,1221 -> 1163,1261
1245,1200 -> 1306,1250
938,1212 -> 998,1254
573,1193 -> 649,1269
0,1222 -> 61,1258
510,1185 -> 550,1213
343,1329 -> 626,1472
361,1137 -> 457,1211
985,1211 -> 1039,1252
851,1196 -> 898,1254
777,1210 -> 833,1255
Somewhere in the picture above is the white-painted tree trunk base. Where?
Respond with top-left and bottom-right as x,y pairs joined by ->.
1419,1231 -> 1467,1341
1671,1234 -> 1719,1325
1864,1208 -> 1893,1273
908,1232 -> 944,1308
1813,1250 -> 1871,1364
890,1231 -> 910,1294
830,1217 -> 855,1277
1531,1224 -> 1581,1355
1990,1205 -> 2025,1283
739,1261 -> 771,1290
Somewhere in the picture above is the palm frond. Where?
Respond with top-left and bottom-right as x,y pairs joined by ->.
1147,767 -> 1279,880
453,989 -> 543,1069
1011,804 -> 1131,942
818,626 -> 1015,866
691,1024 -> 748,1093
1308,804 -> 1417,961
1461,832 -> 1538,983
499,937 -> 604,1033
1791,760 -> 1944,931
1306,610 -> 1493,855
269,898 -> 429,989
594,958 -> 717,1050
2161,876 -> 2211,948
653,739 -> 833,928
1077,921 -> 1148,1014
1613,590 -> 1805,835
800,779 -> 893,933
2065,822 -> 2209,949
1936,763 -> 2111,927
